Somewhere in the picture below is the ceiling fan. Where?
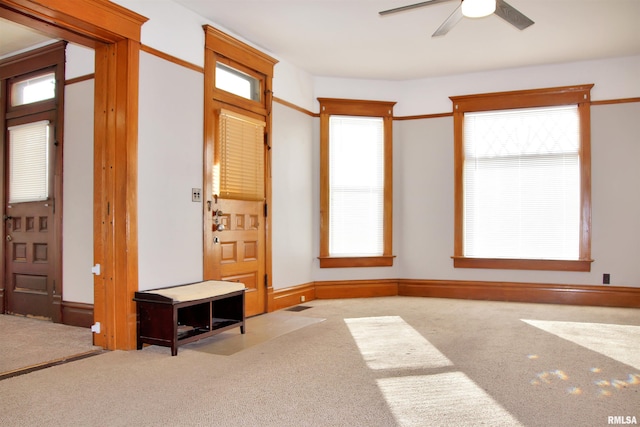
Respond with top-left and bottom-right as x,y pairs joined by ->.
379,0 -> 534,37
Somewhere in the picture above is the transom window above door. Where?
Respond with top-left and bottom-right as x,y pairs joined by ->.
215,61 -> 261,102
10,71 -> 55,106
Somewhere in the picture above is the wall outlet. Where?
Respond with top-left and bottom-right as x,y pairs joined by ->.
300,296 -> 306,302
603,273 -> 610,285
192,188 -> 202,202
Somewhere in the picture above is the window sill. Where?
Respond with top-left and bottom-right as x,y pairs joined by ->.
319,255 -> 395,268
452,256 -> 593,272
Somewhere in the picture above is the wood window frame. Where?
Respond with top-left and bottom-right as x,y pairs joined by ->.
318,98 -> 395,268
450,84 -> 594,272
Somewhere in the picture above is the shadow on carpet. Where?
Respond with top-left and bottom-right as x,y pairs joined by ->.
183,311 -> 325,356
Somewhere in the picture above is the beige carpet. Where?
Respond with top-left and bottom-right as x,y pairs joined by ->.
184,311 -> 325,356
0,314 -> 101,377
1,297 -> 638,427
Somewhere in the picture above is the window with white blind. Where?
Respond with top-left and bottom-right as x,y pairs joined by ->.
214,109 -> 265,201
329,116 -> 384,256
8,120 -> 51,203
464,106 -> 580,260
319,98 -> 395,268
451,85 -> 593,271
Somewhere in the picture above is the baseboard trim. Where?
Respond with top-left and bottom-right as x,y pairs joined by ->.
314,279 -> 398,299
270,283 -> 316,311
398,279 -> 640,308
269,279 -> 640,312
61,301 -> 94,328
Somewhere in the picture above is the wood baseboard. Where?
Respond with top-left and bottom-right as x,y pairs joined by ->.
398,279 -> 640,308
269,279 -> 640,312
61,301 -> 94,328
270,283 -> 316,311
314,279 -> 398,299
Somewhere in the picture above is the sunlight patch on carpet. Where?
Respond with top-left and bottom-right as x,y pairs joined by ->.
345,316 -> 452,370
521,319 -> 640,370
378,372 -> 522,427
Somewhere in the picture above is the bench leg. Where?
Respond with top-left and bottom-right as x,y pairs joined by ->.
240,324 -> 245,334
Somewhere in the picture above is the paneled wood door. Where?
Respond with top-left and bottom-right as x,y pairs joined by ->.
5,200 -> 56,319
4,115 -> 60,320
209,198 -> 265,317
203,27 -> 276,318
2,43 -> 64,322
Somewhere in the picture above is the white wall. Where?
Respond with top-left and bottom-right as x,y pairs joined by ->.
107,1 -> 640,291
312,56 -> 640,287
590,102 -> 640,286
62,75 -> 94,303
137,51 -> 204,290
271,103 -> 314,288
65,44 -> 94,80
315,55 -> 640,116
393,104 -> 640,287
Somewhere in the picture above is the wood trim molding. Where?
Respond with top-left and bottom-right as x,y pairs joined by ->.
273,96 -> 316,117
394,112 -> 453,120
398,279 -> 640,308
452,257 -> 594,272
62,301 -> 94,328
314,279 -> 398,299
269,279 -> 640,312
270,283 -> 316,311
269,96 -> 638,123
66,73 -> 95,85
140,44 -> 204,74
592,97 -> 640,106
0,0 -> 147,45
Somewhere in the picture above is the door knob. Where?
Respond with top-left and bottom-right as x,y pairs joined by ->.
6,235 -> 12,242
215,223 -> 225,232
3,215 -> 12,221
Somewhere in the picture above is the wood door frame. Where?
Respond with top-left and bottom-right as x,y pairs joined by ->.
203,25 -> 277,314
0,0 -> 147,350
0,41 -> 65,322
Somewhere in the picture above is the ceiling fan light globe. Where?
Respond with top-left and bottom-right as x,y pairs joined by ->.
461,0 -> 496,18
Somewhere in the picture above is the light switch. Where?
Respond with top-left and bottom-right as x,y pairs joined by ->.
192,188 -> 202,202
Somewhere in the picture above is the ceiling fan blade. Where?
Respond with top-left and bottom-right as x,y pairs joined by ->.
494,0 -> 534,30
379,0 -> 455,16
432,4 -> 463,37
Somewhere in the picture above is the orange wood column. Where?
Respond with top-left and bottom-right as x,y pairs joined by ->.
93,39 -> 140,350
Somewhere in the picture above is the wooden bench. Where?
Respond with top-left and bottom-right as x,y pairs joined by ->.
134,280 -> 246,356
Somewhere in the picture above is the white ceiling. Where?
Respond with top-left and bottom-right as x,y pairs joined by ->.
2,1 -> 639,80
173,0 -> 640,80
0,18 -> 56,60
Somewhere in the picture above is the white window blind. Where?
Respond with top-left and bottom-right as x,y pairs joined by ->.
329,116 -> 384,256
463,105 -> 580,260
216,109 -> 265,201
8,120 -> 51,203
